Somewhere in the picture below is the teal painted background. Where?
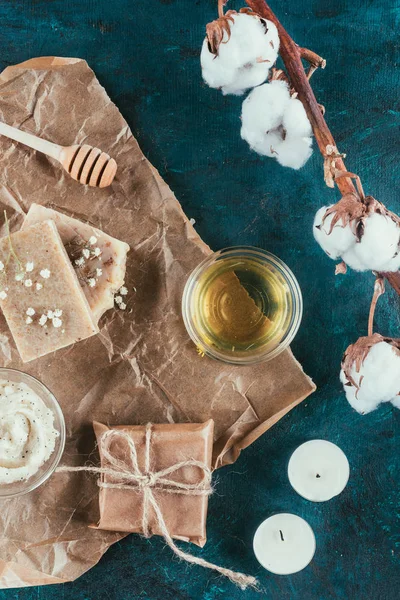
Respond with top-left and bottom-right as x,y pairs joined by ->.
0,0 -> 399,598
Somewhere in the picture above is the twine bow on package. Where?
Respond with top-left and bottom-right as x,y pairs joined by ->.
0,57 -> 315,588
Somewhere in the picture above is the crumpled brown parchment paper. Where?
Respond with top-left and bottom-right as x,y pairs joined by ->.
0,57 -> 315,588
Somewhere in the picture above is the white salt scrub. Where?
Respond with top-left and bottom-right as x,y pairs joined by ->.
0,379 -> 59,484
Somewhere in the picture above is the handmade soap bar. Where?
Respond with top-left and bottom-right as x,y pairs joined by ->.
93,420 -> 214,546
0,220 -> 99,362
22,204 -> 130,321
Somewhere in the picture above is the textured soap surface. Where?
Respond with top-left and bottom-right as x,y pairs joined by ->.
0,220 -> 99,362
22,204 -> 130,321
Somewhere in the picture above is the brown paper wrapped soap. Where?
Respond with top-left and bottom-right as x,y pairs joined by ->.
93,420 -> 214,546
85,420 -> 258,589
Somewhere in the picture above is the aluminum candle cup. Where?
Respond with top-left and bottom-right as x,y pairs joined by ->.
182,247 -> 302,365
0,369 -> 65,499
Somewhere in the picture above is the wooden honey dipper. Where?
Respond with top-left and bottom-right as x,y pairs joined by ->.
0,121 -> 117,188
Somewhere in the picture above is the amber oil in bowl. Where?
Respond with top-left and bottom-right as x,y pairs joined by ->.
182,247 -> 302,365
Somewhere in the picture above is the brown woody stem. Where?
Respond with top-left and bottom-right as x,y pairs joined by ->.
334,170 -> 365,200
299,47 -> 326,68
368,277 -> 385,336
218,0 -> 226,18
245,0 -> 400,297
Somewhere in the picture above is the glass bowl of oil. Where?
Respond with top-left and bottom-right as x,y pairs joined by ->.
182,246 -> 302,365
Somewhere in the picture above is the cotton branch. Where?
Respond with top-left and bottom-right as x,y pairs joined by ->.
245,0 -> 400,296
246,0 -> 352,193
368,277 -> 385,337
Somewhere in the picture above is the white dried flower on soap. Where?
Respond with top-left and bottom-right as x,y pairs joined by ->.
82,249 -> 90,260
26,307 -> 35,316
24,279 -> 32,287
47,310 -> 54,319
340,334 -> 400,414
119,302 -> 127,310
313,195 -> 400,272
25,316 -> 33,325
40,268 -> 51,279
119,286 -> 128,296
25,262 -> 34,272
89,236 -> 97,246
15,271 -> 25,281
96,268 -> 103,277
0,261 -> 4,271
36,282 -> 43,291
39,314 -> 48,326
241,80 -> 313,169
93,247 -> 101,257
54,309 -> 63,317
0,291 -> 7,300
88,278 -> 96,288
115,295 -> 123,305
52,317 -> 62,328
201,12 -> 279,96
75,257 -> 85,267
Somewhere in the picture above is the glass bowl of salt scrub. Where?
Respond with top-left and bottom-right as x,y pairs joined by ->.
0,369 -> 65,498
182,246 -> 302,365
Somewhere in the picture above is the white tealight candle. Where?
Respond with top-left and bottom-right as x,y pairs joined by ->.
288,440 -> 350,502
253,513 -> 316,575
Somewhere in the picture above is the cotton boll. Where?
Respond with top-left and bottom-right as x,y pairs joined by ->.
217,15 -> 279,70
313,206 -> 356,260
282,98 -> 312,138
242,128 -> 283,157
342,213 -> 400,272
201,38 -> 236,90
201,14 -> 280,95
221,61 -> 270,96
241,80 -> 290,152
201,36 -> 270,97
241,82 -> 313,168
340,248 -> 366,272
313,194 -> 400,272
274,136 -> 313,170
391,396 -> 400,409
339,369 -> 381,415
340,340 -> 400,414
241,80 -> 290,133
264,19 -> 279,59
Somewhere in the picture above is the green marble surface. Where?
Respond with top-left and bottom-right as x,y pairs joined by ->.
0,0 -> 399,598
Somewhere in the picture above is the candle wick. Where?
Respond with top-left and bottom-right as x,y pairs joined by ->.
316,473 -> 321,478
279,529 -> 285,542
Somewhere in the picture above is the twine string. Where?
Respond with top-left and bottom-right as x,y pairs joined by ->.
57,424 -> 258,590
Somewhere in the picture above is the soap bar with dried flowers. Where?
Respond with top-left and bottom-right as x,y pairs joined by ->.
22,204 -> 130,321
93,420 -> 214,547
0,220 -> 98,362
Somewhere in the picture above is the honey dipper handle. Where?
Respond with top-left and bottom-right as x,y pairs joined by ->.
0,121 -> 62,161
